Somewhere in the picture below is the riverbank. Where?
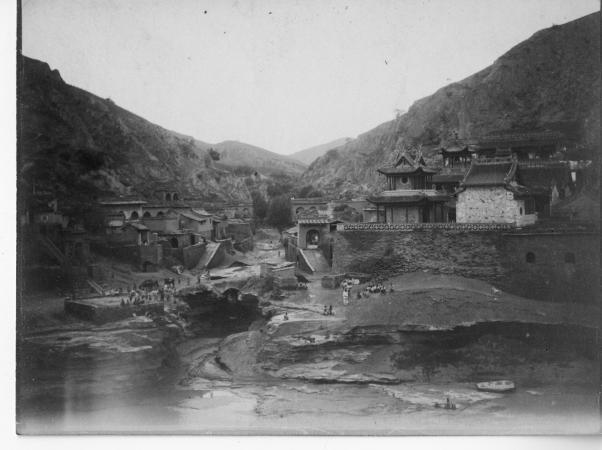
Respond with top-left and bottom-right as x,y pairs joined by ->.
16,270 -> 600,434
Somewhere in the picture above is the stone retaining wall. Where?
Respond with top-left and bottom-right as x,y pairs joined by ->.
333,229 -> 505,285
332,228 -> 599,304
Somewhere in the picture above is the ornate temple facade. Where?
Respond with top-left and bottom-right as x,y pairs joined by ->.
368,150 -> 451,223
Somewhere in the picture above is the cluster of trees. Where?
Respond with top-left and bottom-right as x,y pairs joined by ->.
251,190 -> 292,231
332,204 -> 363,222
296,184 -> 324,198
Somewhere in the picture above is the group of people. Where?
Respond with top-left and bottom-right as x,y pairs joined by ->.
119,280 -> 178,307
362,282 -> 391,297
322,305 -> 334,316
339,277 -> 395,305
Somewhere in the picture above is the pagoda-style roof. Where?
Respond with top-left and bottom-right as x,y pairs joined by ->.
377,166 -> 438,176
439,142 -> 472,156
461,160 -> 518,187
517,162 -> 572,195
368,190 -> 450,204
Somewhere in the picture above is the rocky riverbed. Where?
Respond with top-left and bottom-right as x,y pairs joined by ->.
16,273 -> 600,434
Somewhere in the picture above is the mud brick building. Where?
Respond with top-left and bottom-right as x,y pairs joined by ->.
456,159 -> 537,225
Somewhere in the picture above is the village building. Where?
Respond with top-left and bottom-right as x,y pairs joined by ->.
153,184 -> 182,203
471,130 -> 567,160
456,159 -> 537,225
142,202 -> 191,218
106,222 -> 154,246
465,131 -> 577,220
296,216 -> 339,249
97,198 -> 147,223
178,209 -> 213,241
291,198 -> 330,219
141,210 -> 180,233
368,150 -> 451,223
212,216 -> 228,241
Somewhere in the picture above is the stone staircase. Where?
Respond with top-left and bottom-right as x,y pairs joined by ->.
195,242 -> 221,270
298,249 -> 331,274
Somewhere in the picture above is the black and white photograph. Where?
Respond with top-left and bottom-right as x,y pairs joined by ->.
14,0 -> 601,435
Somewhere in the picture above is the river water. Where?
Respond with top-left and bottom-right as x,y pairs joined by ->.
17,318 -> 600,435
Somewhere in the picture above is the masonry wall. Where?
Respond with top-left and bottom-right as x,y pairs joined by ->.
499,232 -> 599,304
298,224 -> 329,248
457,187 -> 522,223
333,229 -> 505,285
142,216 -> 179,233
182,242 -> 206,269
332,227 -> 599,304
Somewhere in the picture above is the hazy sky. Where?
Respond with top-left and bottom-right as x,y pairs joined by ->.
22,0 -> 598,155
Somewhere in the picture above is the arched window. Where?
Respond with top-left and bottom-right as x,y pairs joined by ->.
401,176 -> 408,184
130,211 -> 139,220
165,193 -> 172,202
157,211 -> 165,218
526,252 -> 535,263
173,193 -> 179,201
564,252 -> 576,264
296,207 -> 305,215
143,211 -> 151,218
170,237 -> 179,248
519,207 -> 523,215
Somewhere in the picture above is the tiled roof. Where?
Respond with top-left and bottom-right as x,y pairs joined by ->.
461,160 -> 517,187
377,166 -> 438,175
179,211 -> 210,222
517,163 -> 572,194
440,144 -> 470,154
297,217 -> 335,224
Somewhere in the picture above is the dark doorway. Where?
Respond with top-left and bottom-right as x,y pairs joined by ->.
306,229 -> 320,247
170,237 -> 179,248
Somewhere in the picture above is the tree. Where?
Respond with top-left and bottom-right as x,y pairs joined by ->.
266,195 -> 292,231
208,148 -> 220,161
297,185 -> 324,198
251,190 -> 268,221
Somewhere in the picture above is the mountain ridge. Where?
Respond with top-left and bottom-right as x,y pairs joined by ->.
17,56 -> 300,214
301,13 -> 601,197
289,137 -> 353,165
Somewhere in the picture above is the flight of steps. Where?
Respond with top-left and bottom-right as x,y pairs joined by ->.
298,249 -> 331,274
